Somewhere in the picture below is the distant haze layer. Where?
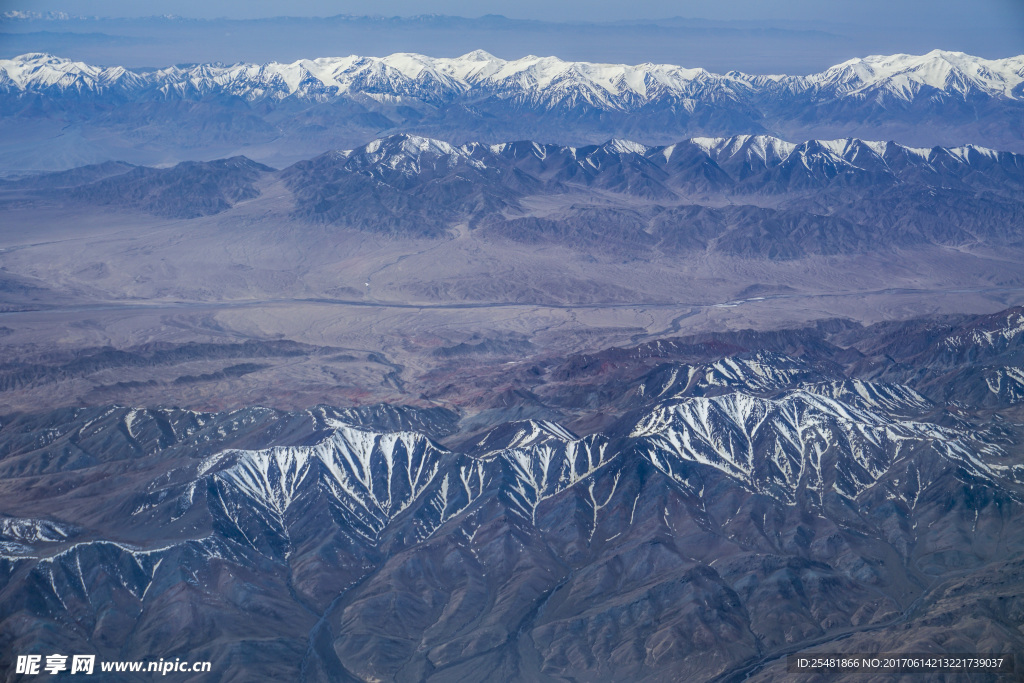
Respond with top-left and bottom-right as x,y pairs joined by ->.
1,9 -> 1023,74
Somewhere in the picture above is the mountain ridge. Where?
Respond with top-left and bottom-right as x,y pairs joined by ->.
9,132 -> 1020,259
4,50 -> 1023,104
3,50 -> 1023,170
2,325 -> 1023,681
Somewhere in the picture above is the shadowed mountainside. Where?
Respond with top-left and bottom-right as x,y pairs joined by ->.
6,134 -> 1024,258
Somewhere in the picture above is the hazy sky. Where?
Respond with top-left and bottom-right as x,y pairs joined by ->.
10,0 -> 1024,27
3,0 -> 1021,72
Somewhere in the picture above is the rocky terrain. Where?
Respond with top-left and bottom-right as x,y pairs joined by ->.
1,307 -> 1023,681
0,132 -> 1021,420
6,133 -> 1024,253
1,41 -> 1023,683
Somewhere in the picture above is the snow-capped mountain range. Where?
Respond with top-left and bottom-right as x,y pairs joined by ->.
1,356 -> 1011,563
3,306 -> 1024,680
2,50 -> 1022,105
326,132 -> 1022,184
2,343 -> 1022,680
2,50 -> 1023,169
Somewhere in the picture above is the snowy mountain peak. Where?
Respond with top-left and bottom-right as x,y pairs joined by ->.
459,49 -> 500,62
691,134 -> 798,165
362,133 -> 458,157
630,388 -> 999,504
347,134 -> 482,176
823,50 -> 1024,99
603,138 -> 649,155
